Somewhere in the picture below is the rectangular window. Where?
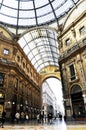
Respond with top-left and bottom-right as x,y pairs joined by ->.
15,78 -> 18,90
69,64 -> 76,80
0,73 -> 4,87
79,26 -> 85,35
3,49 -> 9,55
23,62 -> 25,68
17,55 -> 20,62
65,38 -> 71,46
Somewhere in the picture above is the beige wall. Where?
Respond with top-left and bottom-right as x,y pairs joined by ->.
58,0 -> 86,119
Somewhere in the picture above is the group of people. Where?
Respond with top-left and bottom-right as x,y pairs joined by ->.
37,113 -> 44,124
0,110 -> 29,128
0,109 -> 64,128
36,113 -> 53,124
14,111 -> 29,124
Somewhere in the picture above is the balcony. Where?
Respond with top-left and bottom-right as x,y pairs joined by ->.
59,38 -> 86,61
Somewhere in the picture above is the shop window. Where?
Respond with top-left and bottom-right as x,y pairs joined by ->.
0,73 -> 4,87
3,48 -> 9,55
0,93 -> 4,98
69,64 -> 76,80
65,38 -> 71,46
79,26 -> 85,35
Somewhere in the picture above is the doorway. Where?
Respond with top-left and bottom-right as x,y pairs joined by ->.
71,85 -> 85,119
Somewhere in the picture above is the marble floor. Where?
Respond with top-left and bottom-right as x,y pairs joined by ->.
0,119 -> 86,130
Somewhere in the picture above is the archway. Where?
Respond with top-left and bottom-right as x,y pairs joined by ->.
41,77 -> 64,120
71,85 -> 85,119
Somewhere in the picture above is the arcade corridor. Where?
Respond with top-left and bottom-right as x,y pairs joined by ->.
0,0 -> 86,128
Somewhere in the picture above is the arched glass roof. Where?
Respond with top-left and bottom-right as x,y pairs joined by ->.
0,0 -> 79,29
0,0 -> 80,72
18,27 -> 59,72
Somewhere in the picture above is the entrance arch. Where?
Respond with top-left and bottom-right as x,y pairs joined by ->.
41,77 -> 64,120
70,85 -> 85,119
39,65 -> 63,118
39,66 -> 61,86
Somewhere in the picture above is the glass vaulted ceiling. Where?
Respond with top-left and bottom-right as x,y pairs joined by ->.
0,0 -> 80,72
18,27 -> 59,72
0,0 -> 79,29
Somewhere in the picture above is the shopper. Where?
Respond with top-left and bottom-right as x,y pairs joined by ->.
15,111 -> 20,124
37,113 -> 40,123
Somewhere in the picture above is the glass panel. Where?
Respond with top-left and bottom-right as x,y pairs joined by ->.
19,10 -> 35,18
3,0 -> 18,8
19,18 -> 36,26
37,4 -> 52,16
38,13 -> 54,24
55,0 -> 73,17
23,46 -> 29,55
0,15 -> 17,25
19,38 -> 27,48
31,58 -> 37,65
20,1 -> 33,9
1,6 -> 17,17
52,0 -> 65,8
35,0 -> 49,8
28,53 -> 33,60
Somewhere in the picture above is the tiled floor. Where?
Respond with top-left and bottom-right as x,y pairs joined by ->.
0,119 -> 86,130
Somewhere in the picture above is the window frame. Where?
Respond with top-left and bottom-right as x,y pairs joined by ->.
3,48 -> 9,55
79,26 -> 85,35
69,64 -> 76,81
65,38 -> 71,46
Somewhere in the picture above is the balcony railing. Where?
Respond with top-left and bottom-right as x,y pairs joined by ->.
59,38 -> 86,61
0,59 -> 39,89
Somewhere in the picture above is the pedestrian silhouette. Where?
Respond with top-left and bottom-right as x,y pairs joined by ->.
1,109 -> 6,128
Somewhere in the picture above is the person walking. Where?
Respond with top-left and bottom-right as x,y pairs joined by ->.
1,109 -> 6,128
40,113 -> 44,124
15,111 -> 20,124
37,113 -> 40,123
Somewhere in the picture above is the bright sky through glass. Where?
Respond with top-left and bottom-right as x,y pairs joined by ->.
18,27 -> 59,72
0,0 -> 79,28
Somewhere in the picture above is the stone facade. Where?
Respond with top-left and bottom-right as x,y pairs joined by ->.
0,29 -> 41,120
58,0 -> 86,120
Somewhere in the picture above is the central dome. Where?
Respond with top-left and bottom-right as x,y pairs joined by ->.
0,0 -> 79,28
0,0 -> 80,72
